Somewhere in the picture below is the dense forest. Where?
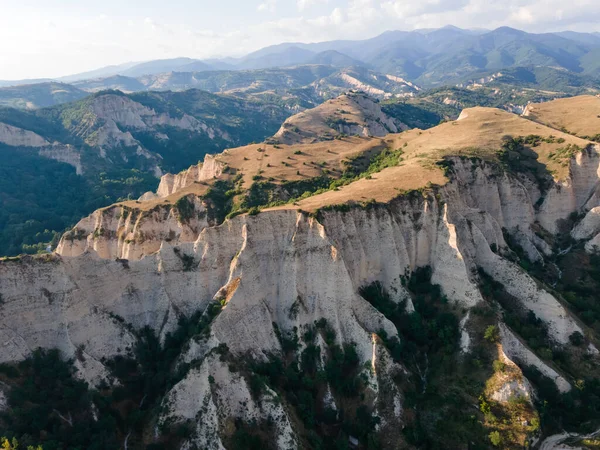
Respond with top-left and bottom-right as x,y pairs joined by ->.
0,144 -> 157,256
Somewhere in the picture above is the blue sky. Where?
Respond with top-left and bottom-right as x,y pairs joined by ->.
2,0 -> 600,79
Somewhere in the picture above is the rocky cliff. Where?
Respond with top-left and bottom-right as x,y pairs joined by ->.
83,93 -> 227,151
0,122 -> 83,174
1,150 -> 598,446
0,123 -> 49,147
2,100 -> 600,448
155,155 -> 225,198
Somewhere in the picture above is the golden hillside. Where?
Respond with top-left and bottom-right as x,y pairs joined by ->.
524,95 -> 600,138
114,98 -> 596,216
272,91 -> 407,144
281,106 -> 593,212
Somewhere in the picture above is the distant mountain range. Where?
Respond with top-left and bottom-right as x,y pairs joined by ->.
0,66 -> 421,110
2,25 -> 600,90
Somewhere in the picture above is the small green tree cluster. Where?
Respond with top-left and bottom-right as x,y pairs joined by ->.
359,269 -> 488,448
249,319 -> 380,449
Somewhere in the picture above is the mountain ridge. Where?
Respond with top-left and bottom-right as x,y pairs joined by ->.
3,26 -> 600,88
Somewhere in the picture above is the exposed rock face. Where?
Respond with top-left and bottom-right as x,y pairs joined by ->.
499,324 -> 571,393
35,155 -> 591,354
89,94 -> 222,139
339,74 -> 388,98
2,210 -> 409,447
537,146 -> 600,234
319,199 -> 483,310
0,123 -> 48,147
55,157 -> 593,341
459,312 -> 472,352
539,427 -> 600,450
156,155 -> 225,198
3,149 -> 600,446
384,74 -> 421,92
38,144 -> 83,175
573,206 -> 600,240
56,196 -> 208,260
78,94 -> 225,168
490,378 -> 533,403
573,206 -> 600,252
161,352 -> 297,449
489,347 -> 534,403
0,123 -> 84,173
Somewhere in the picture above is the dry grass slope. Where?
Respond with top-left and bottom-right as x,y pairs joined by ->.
280,106 -> 593,212
273,91 -> 406,144
104,97 -> 597,215
524,95 -> 600,138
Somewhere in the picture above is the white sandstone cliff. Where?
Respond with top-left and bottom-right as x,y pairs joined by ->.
156,155 -> 225,198
56,196 -> 209,260
2,152 -> 600,446
0,123 -> 83,174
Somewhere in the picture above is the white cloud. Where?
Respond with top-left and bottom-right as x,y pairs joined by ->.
511,7 -> 535,24
309,8 -> 345,27
258,0 -> 278,12
297,0 -> 329,12
2,0 -> 600,79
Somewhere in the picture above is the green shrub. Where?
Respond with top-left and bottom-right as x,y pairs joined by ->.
569,331 -> 584,346
203,180 -> 236,223
175,196 -> 196,222
0,348 -> 120,449
489,430 -> 502,446
492,360 -> 506,372
484,325 -> 500,343
180,253 -> 196,271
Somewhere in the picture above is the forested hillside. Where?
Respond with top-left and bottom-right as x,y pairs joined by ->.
0,90 -> 291,255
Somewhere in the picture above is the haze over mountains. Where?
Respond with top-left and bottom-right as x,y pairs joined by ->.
3,25 -> 600,90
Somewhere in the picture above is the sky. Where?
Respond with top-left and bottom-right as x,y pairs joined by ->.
1,0 -> 600,80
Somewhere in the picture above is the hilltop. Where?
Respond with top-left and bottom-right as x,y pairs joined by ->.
288,106 -> 591,211
524,95 -> 600,139
272,91 -> 408,144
